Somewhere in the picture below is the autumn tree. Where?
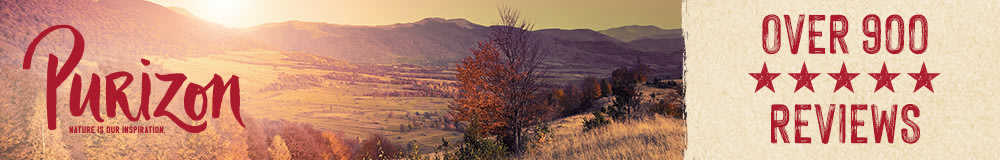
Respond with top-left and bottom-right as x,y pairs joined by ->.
573,76 -> 603,114
557,86 -> 583,117
269,135 -> 291,160
0,67 -> 39,159
323,131 -> 358,160
583,76 -> 602,100
355,133 -> 401,160
548,88 -> 566,113
449,6 -> 549,154
600,79 -> 612,97
281,122 -> 332,159
244,114 -> 270,160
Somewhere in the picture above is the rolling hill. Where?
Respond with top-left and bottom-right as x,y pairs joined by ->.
598,25 -> 682,42
243,18 -> 683,79
599,25 -> 685,53
242,18 -> 487,65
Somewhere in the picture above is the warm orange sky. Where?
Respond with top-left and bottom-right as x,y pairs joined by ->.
146,0 -> 681,30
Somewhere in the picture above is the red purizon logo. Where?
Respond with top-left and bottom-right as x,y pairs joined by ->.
22,25 -> 243,133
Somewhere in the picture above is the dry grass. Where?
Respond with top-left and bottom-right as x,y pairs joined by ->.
522,115 -> 686,160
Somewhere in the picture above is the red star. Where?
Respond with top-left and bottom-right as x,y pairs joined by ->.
788,63 -> 820,92
827,62 -> 860,93
750,62 -> 781,92
869,62 -> 900,93
908,62 -> 939,92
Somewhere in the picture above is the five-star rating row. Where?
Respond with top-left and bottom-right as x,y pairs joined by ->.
749,62 -> 939,93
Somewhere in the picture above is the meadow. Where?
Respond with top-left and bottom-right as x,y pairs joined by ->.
159,49 -> 462,153
156,49 -> 687,156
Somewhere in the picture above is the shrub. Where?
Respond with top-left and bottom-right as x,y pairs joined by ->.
651,99 -> 666,115
650,82 -> 686,119
583,112 -> 611,132
526,123 -> 553,153
356,133 -> 401,160
402,140 -> 430,160
606,62 -> 650,122
664,83 -> 686,119
606,78 -> 644,122
444,121 -> 507,160
666,102 -> 685,119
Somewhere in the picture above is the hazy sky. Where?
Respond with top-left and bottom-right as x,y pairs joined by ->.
146,0 -> 681,30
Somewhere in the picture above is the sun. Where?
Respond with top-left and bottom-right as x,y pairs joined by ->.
210,0 -> 239,13
200,0 -> 244,27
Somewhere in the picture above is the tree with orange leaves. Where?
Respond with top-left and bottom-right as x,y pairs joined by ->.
449,6 -> 549,154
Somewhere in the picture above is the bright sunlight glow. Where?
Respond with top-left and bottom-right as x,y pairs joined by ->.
200,0 -> 243,26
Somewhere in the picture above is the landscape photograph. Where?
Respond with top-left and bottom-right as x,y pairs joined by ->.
0,0 -> 685,159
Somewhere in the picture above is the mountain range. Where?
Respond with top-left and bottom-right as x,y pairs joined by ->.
0,0 -> 683,78
244,18 -> 683,77
0,0 -> 686,157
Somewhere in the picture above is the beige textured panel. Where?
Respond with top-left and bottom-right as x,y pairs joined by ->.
684,0 -> 1000,159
